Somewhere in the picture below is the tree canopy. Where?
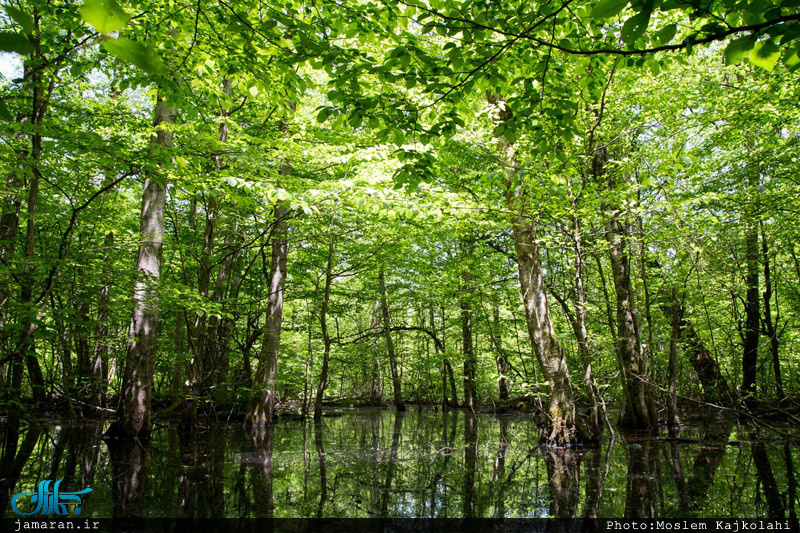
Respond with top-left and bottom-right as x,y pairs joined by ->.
1,0 -> 799,444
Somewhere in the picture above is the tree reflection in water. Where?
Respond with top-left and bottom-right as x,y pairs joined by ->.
623,432 -> 659,518
107,438 -> 147,518
1,408 -> 797,519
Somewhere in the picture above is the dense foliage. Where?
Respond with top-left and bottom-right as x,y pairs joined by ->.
1,0 -> 799,443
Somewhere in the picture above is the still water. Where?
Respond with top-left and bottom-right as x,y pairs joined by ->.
1,408 -> 798,518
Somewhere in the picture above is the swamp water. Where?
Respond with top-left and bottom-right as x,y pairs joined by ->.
1,408 -> 798,518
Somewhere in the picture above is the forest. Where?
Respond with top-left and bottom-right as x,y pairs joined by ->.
1,0 -> 800,521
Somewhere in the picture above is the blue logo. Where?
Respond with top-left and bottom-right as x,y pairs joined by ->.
11,480 -> 93,516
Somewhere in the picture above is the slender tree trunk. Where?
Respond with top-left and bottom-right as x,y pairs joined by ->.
0,161 -> 22,398
172,309 -> 185,403
378,264 -> 404,411
90,232 -> 114,409
594,252 -> 618,340
491,306 -> 510,401
119,96 -> 176,439
594,146 -> 656,431
0,150 -> 24,359
760,223 -> 783,400
573,215 -> 603,441
184,81 -> 232,425
209,226 -> 235,407
445,358 -> 458,408
246,205 -> 288,427
314,215 -> 336,419
213,227 -> 242,408
368,299 -> 382,405
509,181 -> 579,442
461,271 -> 476,412
75,267 -> 92,396
489,93 -> 582,445
303,302 -> 313,416
15,128 -> 46,405
431,305 -> 449,407
742,174 -> 760,399
668,287 -> 681,429
6,61 -> 47,406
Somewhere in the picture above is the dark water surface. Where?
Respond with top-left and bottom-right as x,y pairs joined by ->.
1,408 -> 798,518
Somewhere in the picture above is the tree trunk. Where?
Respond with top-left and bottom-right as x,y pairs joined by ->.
760,223 -> 783,400
6,61 -> 47,406
0,148 -> 24,359
668,287 -> 681,429
595,146 -> 657,431
489,93 -> 582,445
573,215 -> 603,442
491,306 -> 510,401
444,357 -> 458,408
368,299 -> 382,406
208,226 -> 235,407
246,205 -> 289,427
303,302 -> 313,416
314,215 -> 336,419
212,225 -> 241,408
378,264 -> 404,411
14,118 -> 46,405
172,309 -> 185,403
742,173 -> 760,400
0,162 -> 23,400
75,268 -> 92,396
461,270 -> 476,412
90,232 -> 114,409
119,96 -> 176,439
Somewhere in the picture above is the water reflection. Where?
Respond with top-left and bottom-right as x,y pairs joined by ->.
1,408 -> 798,518
623,434 -> 658,518
108,438 -> 146,517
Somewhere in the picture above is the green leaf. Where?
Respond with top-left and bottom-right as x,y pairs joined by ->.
621,12 -> 650,45
749,40 -> 780,71
783,43 -> 800,69
591,0 -> 629,18
657,23 -> 676,45
4,6 -> 34,35
724,36 -> 754,65
0,32 -> 33,54
81,0 -> 130,34
102,38 -> 165,75
503,123 -> 517,143
0,99 -> 12,121
316,107 -> 330,123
